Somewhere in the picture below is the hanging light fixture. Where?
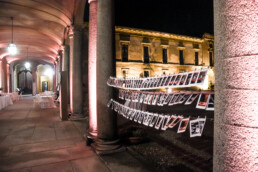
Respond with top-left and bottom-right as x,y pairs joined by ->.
7,17 -> 17,55
25,47 -> 30,69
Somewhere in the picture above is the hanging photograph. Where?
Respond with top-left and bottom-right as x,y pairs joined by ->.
154,77 -> 161,88
152,93 -> 160,105
168,115 -> 183,128
161,76 -> 168,87
157,76 -> 165,88
189,118 -> 201,137
137,111 -> 145,124
168,75 -> 177,86
173,75 -> 182,86
142,112 -> 150,126
174,93 -> 185,104
199,116 -> 206,135
147,93 -> 154,105
197,70 -> 208,84
164,76 -> 172,87
145,113 -> 154,126
185,93 -> 199,105
129,110 -> 137,120
149,113 -> 159,127
143,93 -> 150,104
139,93 -> 146,103
179,74 -> 187,86
155,115 -> 165,130
126,108 -> 134,119
133,111 -> 141,122
177,117 -> 190,133
107,99 -> 113,108
168,94 -> 179,106
166,115 -> 177,128
178,93 -> 191,104
161,115 -> 171,130
206,94 -> 214,111
149,78 -> 155,88
196,93 -> 210,109
190,72 -> 200,85
163,94 -> 173,105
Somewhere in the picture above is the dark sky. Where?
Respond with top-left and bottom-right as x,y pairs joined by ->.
84,0 -> 214,37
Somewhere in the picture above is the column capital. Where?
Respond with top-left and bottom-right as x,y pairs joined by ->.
88,0 -> 97,3
68,25 -> 83,38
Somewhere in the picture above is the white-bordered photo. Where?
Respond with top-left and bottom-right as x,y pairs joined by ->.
165,115 -> 177,128
161,115 -> 171,131
179,74 -> 188,86
126,108 -> 134,119
168,115 -> 183,128
196,93 -> 210,109
149,113 -> 159,127
190,72 -> 200,85
143,93 -> 150,104
133,111 -> 141,122
174,93 -> 185,104
177,117 -> 190,133
160,94 -> 169,106
152,93 -> 160,105
154,114 -> 165,130
185,93 -> 199,105
184,72 -> 193,86
189,116 -> 206,137
196,70 -> 208,85
178,93 -> 190,104
137,111 -> 145,124
168,94 -> 179,106
160,76 -> 168,87
129,110 -> 137,120
139,92 -> 146,103
107,99 -> 113,108
142,112 -> 150,126
153,77 -> 160,88
145,113 -> 154,126
168,75 -> 176,86
206,94 -> 214,111
147,93 -> 154,105
163,94 -> 173,105
144,79 -> 150,89
164,75 -> 172,87
173,75 -> 182,86
157,76 -> 165,88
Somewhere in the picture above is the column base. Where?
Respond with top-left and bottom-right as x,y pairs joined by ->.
91,138 -> 125,155
85,131 -> 97,146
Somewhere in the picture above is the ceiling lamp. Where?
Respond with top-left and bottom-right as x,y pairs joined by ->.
7,17 -> 17,55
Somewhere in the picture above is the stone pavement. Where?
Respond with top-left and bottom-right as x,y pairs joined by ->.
0,96 -> 153,172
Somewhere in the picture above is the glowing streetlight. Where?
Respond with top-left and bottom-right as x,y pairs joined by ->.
24,62 -> 30,69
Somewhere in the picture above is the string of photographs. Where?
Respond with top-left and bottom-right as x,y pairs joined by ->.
107,68 -> 208,90
119,90 -> 214,111
107,99 -> 206,138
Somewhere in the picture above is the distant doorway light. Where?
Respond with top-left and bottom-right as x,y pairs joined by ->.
44,69 -> 54,77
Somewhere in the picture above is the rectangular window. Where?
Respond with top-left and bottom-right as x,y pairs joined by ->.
122,44 -> 128,62
179,50 -> 184,65
144,71 -> 149,77
144,46 -> 149,63
163,48 -> 168,64
209,52 -> 213,66
195,52 -> 199,65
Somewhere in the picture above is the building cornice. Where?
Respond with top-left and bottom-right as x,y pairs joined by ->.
115,26 -> 205,43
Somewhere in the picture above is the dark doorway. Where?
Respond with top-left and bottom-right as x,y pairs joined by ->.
42,81 -> 48,92
18,69 -> 32,94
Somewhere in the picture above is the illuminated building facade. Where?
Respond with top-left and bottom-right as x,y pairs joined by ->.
114,26 -> 214,90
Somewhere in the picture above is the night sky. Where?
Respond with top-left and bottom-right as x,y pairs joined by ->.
84,0 -> 214,37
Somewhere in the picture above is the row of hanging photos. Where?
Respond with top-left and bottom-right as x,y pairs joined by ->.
107,68 -> 209,90
119,90 -> 214,111
107,99 -> 206,138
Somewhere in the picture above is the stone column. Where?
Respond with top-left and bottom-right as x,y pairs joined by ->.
53,63 -> 56,92
32,67 -> 37,96
69,26 -> 83,115
88,0 -> 98,139
93,0 -> 122,154
62,45 -> 70,103
214,1 -> 258,171
6,63 -> 10,93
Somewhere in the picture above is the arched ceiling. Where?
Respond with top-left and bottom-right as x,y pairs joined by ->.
0,0 -> 86,64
